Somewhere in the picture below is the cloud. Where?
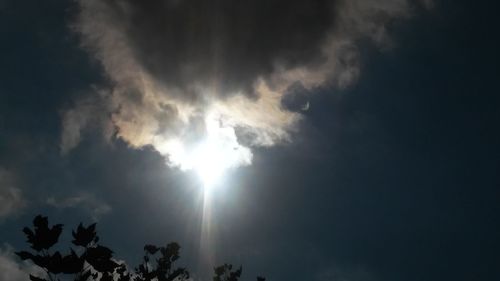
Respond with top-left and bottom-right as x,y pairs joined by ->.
0,168 -> 25,220
60,89 -> 114,154
62,0 -> 431,170
46,192 -> 111,220
0,245 -> 45,281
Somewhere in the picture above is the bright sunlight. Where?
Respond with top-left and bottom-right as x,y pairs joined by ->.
160,112 -> 253,189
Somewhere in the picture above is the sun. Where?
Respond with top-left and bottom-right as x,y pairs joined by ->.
163,112 -> 253,189
191,139 -> 229,189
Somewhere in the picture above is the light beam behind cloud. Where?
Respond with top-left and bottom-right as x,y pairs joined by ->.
62,0 -> 431,173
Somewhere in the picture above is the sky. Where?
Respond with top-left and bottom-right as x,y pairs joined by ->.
0,0 -> 500,280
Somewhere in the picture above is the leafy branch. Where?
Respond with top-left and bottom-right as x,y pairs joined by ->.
16,215 -> 265,281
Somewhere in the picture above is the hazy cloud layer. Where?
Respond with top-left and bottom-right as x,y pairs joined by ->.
60,89 -> 114,154
0,245 -> 45,281
63,0 -> 430,169
46,193 -> 112,220
0,169 -> 25,220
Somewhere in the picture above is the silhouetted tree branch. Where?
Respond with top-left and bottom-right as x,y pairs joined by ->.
15,215 -> 265,281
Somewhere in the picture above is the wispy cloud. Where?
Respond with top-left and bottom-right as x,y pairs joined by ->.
0,168 -> 25,220
46,192 -> 111,220
60,89 -> 114,154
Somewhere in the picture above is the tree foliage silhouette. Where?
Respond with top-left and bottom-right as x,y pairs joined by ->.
16,215 -> 265,281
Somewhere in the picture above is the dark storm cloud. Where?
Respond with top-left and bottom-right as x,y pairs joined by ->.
120,0 -> 335,97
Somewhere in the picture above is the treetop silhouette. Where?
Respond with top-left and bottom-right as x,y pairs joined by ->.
16,215 -> 265,281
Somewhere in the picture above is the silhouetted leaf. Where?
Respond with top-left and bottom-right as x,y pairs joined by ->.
117,263 -> 127,275
213,264 -> 242,281
29,275 -> 48,281
88,245 -> 113,259
26,252 -> 62,274
22,227 -> 36,249
161,243 -> 180,262
85,246 -> 119,272
23,215 -> 63,251
61,249 -> 84,274
144,245 -> 159,255
75,270 -> 92,281
15,251 -> 35,261
30,254 -> 50,269
33,216 -> 48,230
116,264 -> 132,281
92,258 -> 120,273
228,266 -> 242,281
117,272 -> 132,281
101,272 -> 114,281
166,267 -> 189,281
214,265 -> 225,276
72,223 -> 97,247
46,251 -> 64,274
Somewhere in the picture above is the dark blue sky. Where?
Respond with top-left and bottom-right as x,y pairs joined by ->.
1,1 -> 499,281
